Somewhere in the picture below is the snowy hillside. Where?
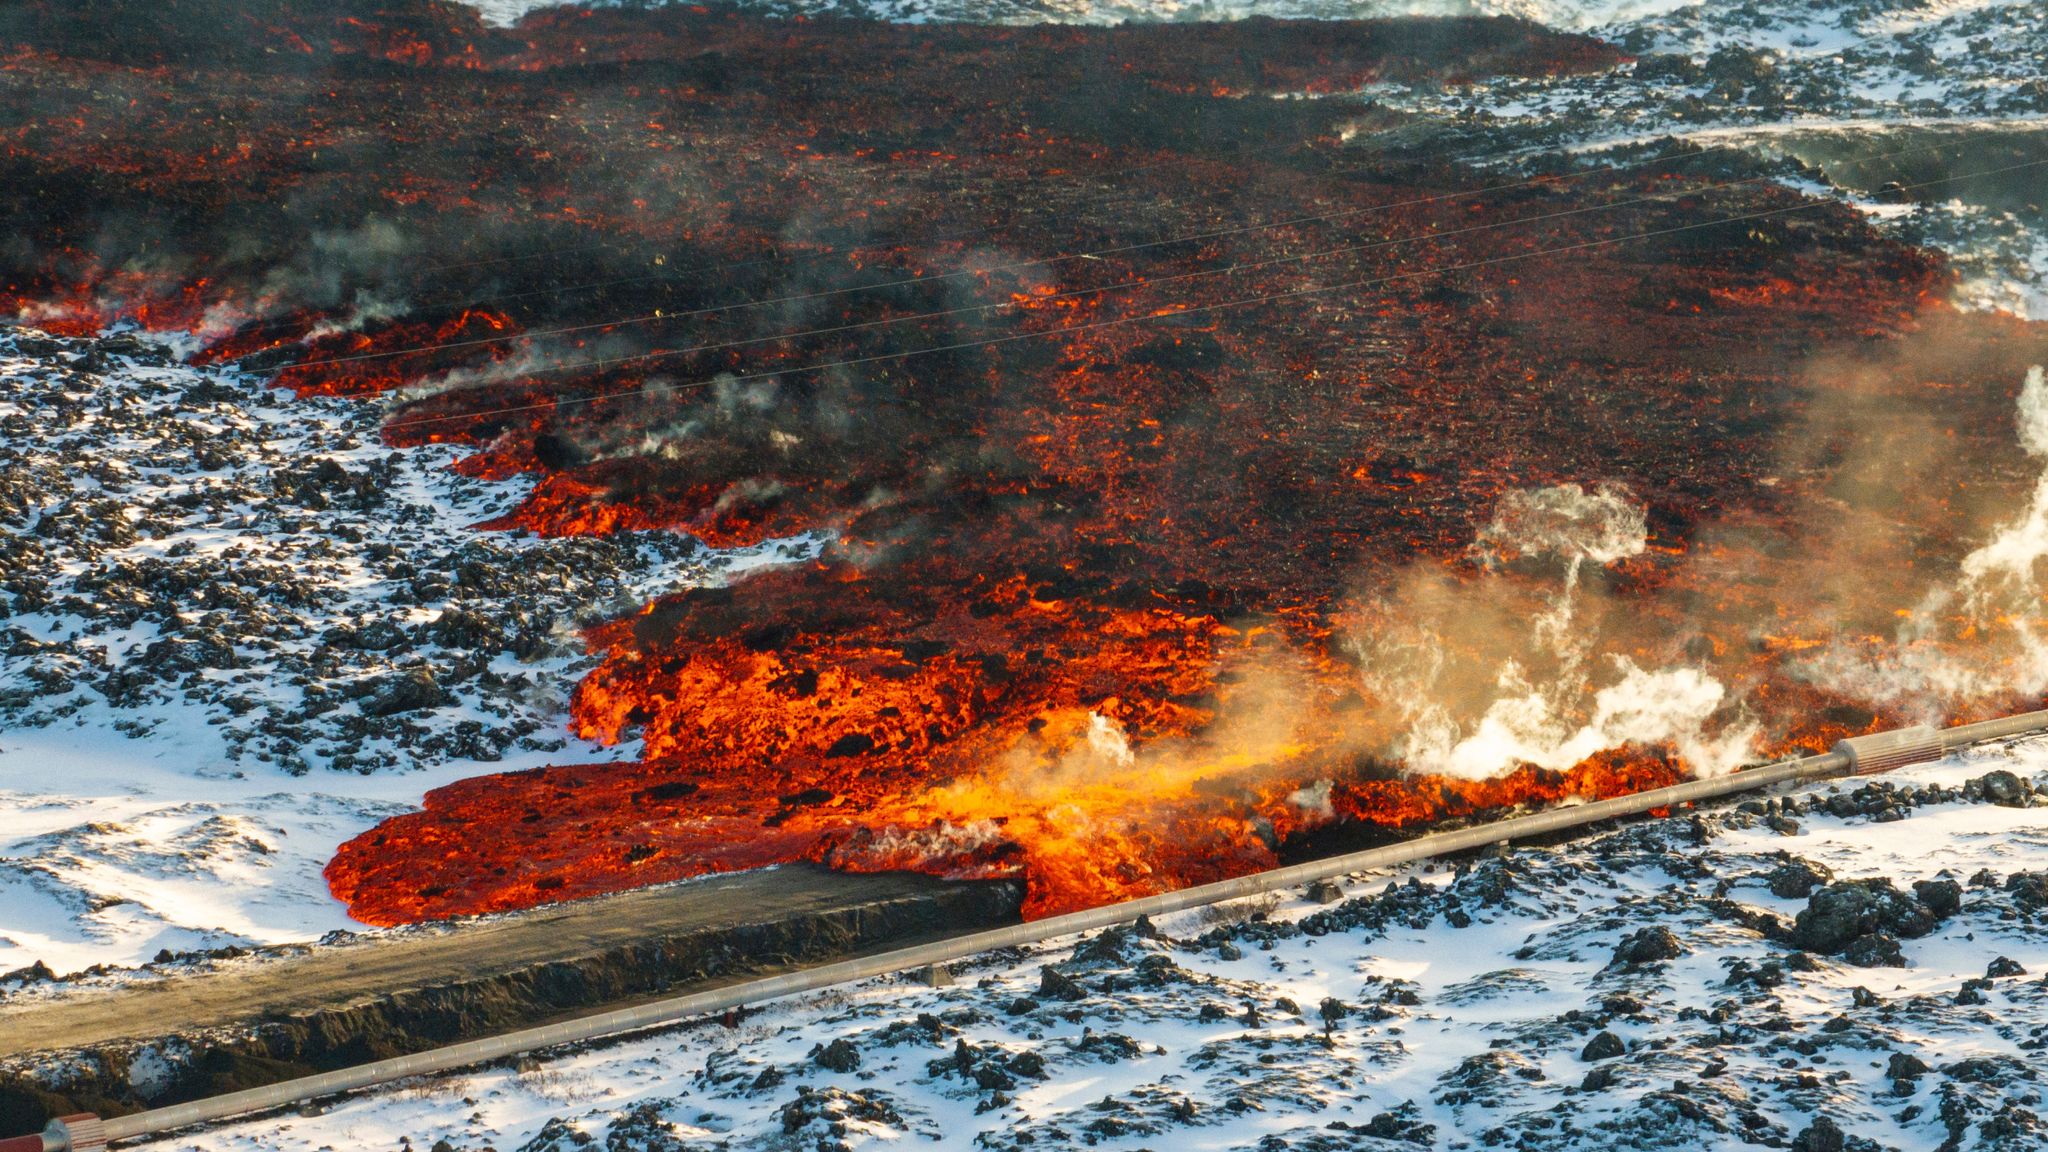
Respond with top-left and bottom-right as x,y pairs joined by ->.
120,745 -> 2048,1152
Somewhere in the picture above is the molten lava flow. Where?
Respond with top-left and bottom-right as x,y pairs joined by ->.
195,309 -> 522,398
7,0 -> 2047,926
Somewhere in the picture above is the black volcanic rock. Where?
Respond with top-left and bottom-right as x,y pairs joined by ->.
1888,1052 -> 1930,1080
360,669 -> 448,717
1038,966 -> 1087,1003
811,1037 -> 860,1073
1580,1031 -> 1625,1062
1791,879 -> 1940,960
1609,927 -> 1687,968
1971,770 -> 2034,807
1767,856 -> 1834,899
1912,878 -> 1963,918
1840,933 -> 1905,968
1789,1115 -> 1844,1152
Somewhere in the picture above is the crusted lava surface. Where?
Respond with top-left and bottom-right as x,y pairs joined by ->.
4,1 -> 2045,926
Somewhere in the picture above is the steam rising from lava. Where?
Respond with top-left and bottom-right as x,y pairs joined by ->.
1807,363 -> 2048,707
1352,482 -> 1758,781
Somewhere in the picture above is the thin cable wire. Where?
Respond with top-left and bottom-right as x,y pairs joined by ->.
312,71 -> 1642,285
331,135 -> 1976,378
226,150 -> 1216,337
376,155 -> 2048,433
330,123 -> 1555,286
300,136 -> 1761,367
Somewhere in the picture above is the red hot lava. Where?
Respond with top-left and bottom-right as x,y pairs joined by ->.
3,0 -> 2045,925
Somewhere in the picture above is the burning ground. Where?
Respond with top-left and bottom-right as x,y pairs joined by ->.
2,0 -> 2047,933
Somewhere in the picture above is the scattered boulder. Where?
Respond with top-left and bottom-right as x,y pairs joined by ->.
1767,856 -> 1834,900
1912,878 -> 1962,918
1789,1115 -> 1844,1152
1988,956 -> 2028,979
359,668 -> 448,717
1610,926 -> 1687,968
1791,879 -> 1940,963
425,606 -> 504,651
1840,934 -> 1905,969
1967,770 -> 2034,808
1887,1053 -> 1930,1080
1352,1102 -> 1437,1145
1038,965 -> 1087,1003
812,1038 -> 860,1073
775,1086 -> 904,1138
2005,871 -> 2048,912
1581,1031 -> 1626,1062
599,1101 -> 691,1152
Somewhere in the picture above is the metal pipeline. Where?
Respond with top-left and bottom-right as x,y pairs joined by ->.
15,709 -> 2048,1151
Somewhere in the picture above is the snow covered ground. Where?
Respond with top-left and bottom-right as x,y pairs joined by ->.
0,329 -> 813,976
121,745 -> 2048,1152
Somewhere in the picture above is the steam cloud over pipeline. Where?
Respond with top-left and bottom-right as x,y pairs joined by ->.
2,1 -> 2045,923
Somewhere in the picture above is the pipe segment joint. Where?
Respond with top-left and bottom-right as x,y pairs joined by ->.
1833,725 -> 1943,776
30,1115 -> 105,1152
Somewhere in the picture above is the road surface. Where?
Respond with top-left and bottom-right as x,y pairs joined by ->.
0,866 -> 1017,1059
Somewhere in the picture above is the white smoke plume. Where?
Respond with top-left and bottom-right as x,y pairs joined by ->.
1810,365 -> 2048,706
1472,481 -> 1648,569
1473,480 -> 1647,649
1355,482 -> 1757,780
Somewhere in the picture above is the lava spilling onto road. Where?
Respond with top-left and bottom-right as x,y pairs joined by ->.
5,0 -> 2047,924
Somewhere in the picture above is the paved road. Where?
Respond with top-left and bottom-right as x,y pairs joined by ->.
0,867 -> 1011,1058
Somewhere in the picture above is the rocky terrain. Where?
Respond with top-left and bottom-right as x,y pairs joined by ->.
95,746 -> 2048,1152
1346,0 -> 2048,319
0,327 -> 810,972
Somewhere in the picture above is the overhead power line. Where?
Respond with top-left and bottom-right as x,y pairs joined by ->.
374,155 -> 2048,433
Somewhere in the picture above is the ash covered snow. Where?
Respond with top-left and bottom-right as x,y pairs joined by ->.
122,746 -> 2048,1152
0,327 -> 813,975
